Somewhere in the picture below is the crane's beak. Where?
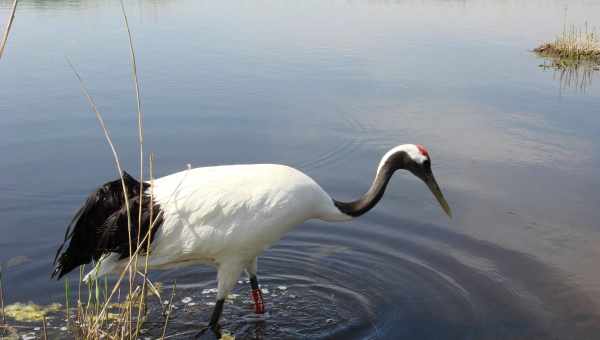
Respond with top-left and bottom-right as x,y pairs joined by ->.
423,173 -> 452,218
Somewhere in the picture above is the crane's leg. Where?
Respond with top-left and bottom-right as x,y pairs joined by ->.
245,257 -> 265,314
196,261 -> 244,339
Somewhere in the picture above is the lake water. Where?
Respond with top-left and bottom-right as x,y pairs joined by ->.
1,0 -> 600,339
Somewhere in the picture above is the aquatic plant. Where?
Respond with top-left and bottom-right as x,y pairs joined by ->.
535,22 -> 600,67
3,303 -> 61,322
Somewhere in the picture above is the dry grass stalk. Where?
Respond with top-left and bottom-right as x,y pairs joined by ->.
66,57 -> 134,251
535,22 -> 600,65
42,316 -> 48,340
0,3 -> 187,338
118,1 -> 145,336
0,265 -> 5,325
66,58 -> 140,339
0,0 -> 17,59
135,153 -> 156,336
66,59 -> 133,337
56,129 -> 176,338
161,282 -> 177,340
118,0 -> 145,229
64,279 -> 69,330
0,0 -> 191,334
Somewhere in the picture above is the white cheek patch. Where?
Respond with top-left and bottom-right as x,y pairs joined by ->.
406,146 -> 428,164
376,144 -> 428,175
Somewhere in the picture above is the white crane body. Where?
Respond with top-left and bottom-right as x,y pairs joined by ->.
82,164 -> 350,287
146,164 -> 348,269
53,144 -> 451,335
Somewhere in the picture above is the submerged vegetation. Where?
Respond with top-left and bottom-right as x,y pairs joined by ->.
3,302 -> 62,322
535,22 -> 600,69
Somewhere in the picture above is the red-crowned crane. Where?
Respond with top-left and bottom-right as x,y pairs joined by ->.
52,144 -> 451,336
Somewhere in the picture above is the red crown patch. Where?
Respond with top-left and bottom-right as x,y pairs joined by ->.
416,144 -> 429,157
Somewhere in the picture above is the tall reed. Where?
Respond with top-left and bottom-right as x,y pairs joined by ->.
0,2 -> 183,338
535,21 -> 600,63
0,264 -> 5,325
0,0 -> 18,59
63,1 -> 169,338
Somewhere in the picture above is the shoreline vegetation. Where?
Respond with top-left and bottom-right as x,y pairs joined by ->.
534,22 -> 600,69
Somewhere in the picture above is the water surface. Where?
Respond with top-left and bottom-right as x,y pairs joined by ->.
1,0 -> 600,339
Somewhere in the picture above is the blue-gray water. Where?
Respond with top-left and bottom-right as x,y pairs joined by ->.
1,0 -> 600,339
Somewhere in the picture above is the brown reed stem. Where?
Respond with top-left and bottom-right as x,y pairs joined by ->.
66,57 -> 136,338
160,282 -> 177,340
118,1 -> 144,337
135,153 -> 155,337
42,316 -> 48,340
0,0 -> 17,59
0,265 -> 5,325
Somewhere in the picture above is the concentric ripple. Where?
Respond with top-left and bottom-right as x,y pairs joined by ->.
138,212 -> 600,340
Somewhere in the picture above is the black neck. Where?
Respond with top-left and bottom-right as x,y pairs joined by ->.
333,162 -> 395,217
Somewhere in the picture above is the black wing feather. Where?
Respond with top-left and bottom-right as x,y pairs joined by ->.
52,172 -> 163,279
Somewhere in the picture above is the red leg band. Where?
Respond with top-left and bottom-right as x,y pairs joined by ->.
251,288 -> 265,314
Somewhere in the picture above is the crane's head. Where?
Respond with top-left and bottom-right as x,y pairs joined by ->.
377,144 -> 452,217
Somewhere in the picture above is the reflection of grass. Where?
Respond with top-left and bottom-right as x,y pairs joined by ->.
539,60 -> 597,93
535,20 -> 600,92
534,22 -> 600,68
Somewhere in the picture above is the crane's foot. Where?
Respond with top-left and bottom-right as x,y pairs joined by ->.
194,323 -> 221,339
196,298 -> 224,339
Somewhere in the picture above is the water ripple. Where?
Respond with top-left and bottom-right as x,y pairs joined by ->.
138,214 -> 600,339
